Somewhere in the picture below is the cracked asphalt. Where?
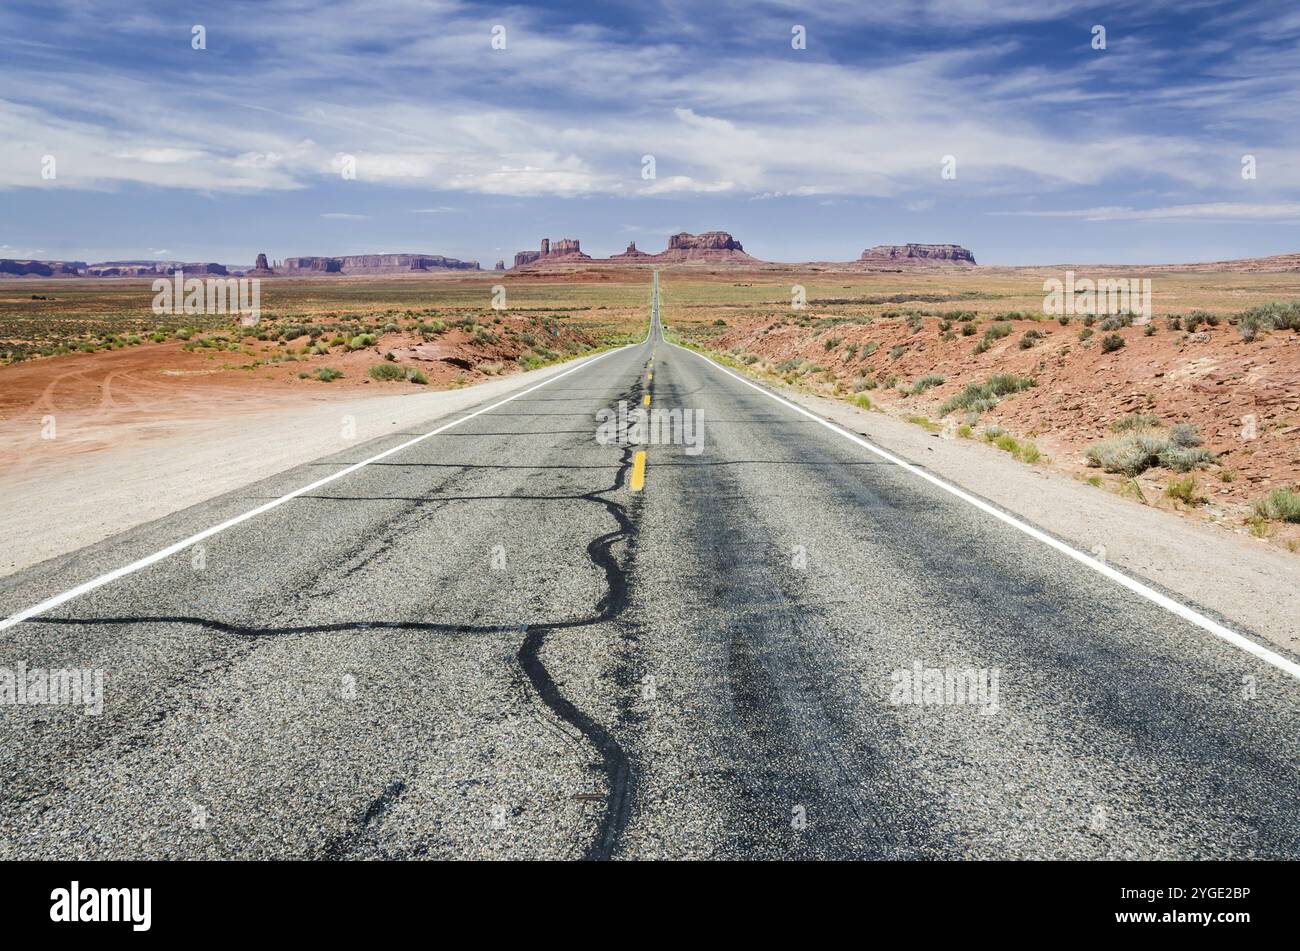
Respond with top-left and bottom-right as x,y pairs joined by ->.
1,280 -> 1298,860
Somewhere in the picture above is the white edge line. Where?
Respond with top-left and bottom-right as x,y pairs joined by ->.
0,343 -> 636,633
673,341 -> 1300,681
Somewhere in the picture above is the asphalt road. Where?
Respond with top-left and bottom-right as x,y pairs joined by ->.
1,275 -> 1298,859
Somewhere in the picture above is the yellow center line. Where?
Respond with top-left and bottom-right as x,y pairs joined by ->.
642,393 -> 651,407
647,372 -> 653,381
630,450 -> 647,491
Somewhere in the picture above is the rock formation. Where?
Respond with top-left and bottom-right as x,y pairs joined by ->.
495,260 -> 505,271
249,253 -> 274,276
650,232 -> 759,264
512,238 -> 592,268
281,254 -> 479,274
608,241 -> 653,261
0,260 -> 86,277
858,244 -> 976,266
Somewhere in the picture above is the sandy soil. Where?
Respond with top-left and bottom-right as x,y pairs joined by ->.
0,353 -> 595,576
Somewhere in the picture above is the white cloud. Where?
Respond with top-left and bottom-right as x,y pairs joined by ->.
1,0 -> 1297,207
989,202 -> 1300,221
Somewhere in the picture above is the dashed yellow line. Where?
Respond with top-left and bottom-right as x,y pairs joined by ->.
630,450 -> 646,491
647,371 -> 653,381
642,393 -> 651,407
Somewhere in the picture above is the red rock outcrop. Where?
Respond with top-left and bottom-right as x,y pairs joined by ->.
280,254 -> 478,275
608,241 -> 653,262
857,244 -> 976,266
651,232 -> 759,264
0,260 -> 86,277
281,257 -> 341,274
512,238 -> 592,268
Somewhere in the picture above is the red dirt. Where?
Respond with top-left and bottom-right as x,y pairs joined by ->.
0,318 -> 596,478
715,314 -> 1300,536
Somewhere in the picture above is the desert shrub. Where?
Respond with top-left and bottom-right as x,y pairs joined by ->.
1111,412 -> 1160,432
1101,334 -> 1125,353
852,375 -> 876,392
911,374 -> 945,394
316,367 -> 343,382
1164,475 -> 1202,504
348,333 -> 378,350
939,373 -> 1035,416
1078,328 -> 1094,341
889,344 -> 907,360
983,425 -> 1006,441
957,424 -> 973,438
1168,422 -> 1201,447
852,394 -> 871,410
961,322 -> 978,336
994,433 -> 1021,454
823,336 -> 841,351
1144,324 -> 1156,336
1019,329 -> 1043,349
1084,433 -> 1165,475
368,362 -> 406,381
1254,488 -> 1300,522
405,368 -> 429,384
1236,302 -> 1300,341
1085,429 -> 1215,476
1159,444 -> 1217,472
1019,441 -> 1041,463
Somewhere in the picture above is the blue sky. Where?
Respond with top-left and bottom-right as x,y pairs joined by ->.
2,0 -> 1299,266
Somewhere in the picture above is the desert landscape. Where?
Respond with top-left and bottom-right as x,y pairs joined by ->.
4,239 -> 1298,555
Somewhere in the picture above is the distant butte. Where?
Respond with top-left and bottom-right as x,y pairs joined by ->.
853,243 -> 977,268
513,238 -> 591,268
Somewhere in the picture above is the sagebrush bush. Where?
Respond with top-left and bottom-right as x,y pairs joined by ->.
1237,302 -> 1300,341
939,373 -> 1035,416
911,373 -> 945,394
368,362 -> 406,381
1101,333 -> 1126,353
1254,488 -> 1300,522
1086,429 -> 1216,476
1111,412 -> 1160,432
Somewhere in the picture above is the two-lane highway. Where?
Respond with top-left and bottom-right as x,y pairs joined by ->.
1,274 -> 1297,859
